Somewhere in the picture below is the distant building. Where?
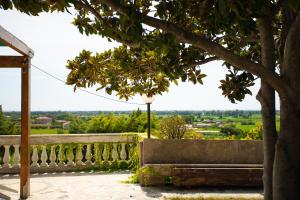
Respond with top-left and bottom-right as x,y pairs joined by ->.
193,123 -> 213,128
56,120 -> 71,129
35,117 -> 53,125
185,124 -> 193,129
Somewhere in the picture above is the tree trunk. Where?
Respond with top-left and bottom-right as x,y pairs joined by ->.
273,101 -> 300,200
258,85 -> 277,200
257,16 -> 277,200
273,11 -> 300,200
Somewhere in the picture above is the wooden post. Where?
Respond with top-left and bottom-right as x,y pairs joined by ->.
20,58 -> 30,199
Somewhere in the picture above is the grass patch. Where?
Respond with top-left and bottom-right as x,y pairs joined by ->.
30,128 -> 68,134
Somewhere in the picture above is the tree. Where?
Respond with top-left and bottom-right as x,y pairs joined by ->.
242,122 -> 263,140
0,105 -> 19,135
160,115 -> 187,139
2,1 -> 300,199
220,124 -> 242,137
69,117 -> 86,134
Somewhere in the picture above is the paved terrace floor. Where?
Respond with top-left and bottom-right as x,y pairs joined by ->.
0,171 -> 263,200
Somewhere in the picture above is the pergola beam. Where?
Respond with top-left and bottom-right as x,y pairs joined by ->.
0,25 -> 34,57
0,56 -> 27,68
0,25 -> 33,199
20,60 -> 31,199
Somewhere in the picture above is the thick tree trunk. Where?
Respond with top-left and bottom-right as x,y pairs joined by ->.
258,85 -> 277,200
273,11 -> 300,200
257,16 -> 277,200
273,102 -> 300,200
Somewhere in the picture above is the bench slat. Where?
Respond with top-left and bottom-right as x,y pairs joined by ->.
172,168 -> 263,187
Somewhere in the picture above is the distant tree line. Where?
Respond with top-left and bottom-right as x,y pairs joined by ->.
4,110 -> 278,121
69,109 -> 158,134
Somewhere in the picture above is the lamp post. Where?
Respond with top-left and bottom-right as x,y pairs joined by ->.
142,94 -> 155,138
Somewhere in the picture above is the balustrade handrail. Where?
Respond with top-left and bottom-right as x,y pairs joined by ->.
0,133 -> 137,145
0,133 -> 139,174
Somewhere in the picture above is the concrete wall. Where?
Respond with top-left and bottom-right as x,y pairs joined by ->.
142,139 -> 263,165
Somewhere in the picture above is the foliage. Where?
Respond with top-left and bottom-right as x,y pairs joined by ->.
87,109 -> 157,133
241,122 -> 263,140
69,117 -> 87,134
160,116 -> 187,139
0,105 -> 19,135
124,166 -> 157,185
182,115 -> 196,124
183,129 -> 204,140
220,124 -> 243,136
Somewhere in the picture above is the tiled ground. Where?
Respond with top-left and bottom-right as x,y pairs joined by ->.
0,171 -> 263,200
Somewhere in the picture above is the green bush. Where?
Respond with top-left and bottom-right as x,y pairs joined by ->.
0,105 -> 20,135
86,109 -> 158,133
160,116 -> 187,139
69,117 -> 87,134
240,121 -> 255,125
220,124 -> 243,136
242,122 -> 263,140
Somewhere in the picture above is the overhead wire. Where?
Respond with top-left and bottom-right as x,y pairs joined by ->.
31,64 -> 145,106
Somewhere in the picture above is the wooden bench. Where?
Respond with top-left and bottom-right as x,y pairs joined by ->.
139,139 -> 263,187
172,167 -> 263,187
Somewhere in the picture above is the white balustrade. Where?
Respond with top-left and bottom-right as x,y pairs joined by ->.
85,144 -> 92,165
120,143 -> 127,160
49,145 -> 57,168
40,145 -> 48,167
12,144 -> 20,168
31,145 -> 39,168
0,134 -> 137,173
112,143 -> 118,161
76,144 -> 84,166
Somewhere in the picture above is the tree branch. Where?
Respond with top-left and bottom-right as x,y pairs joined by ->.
97,0 -> 290,96
74,0 -> 140,47
189,56 -> 219,67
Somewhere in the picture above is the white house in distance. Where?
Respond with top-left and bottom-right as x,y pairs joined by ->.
34,116 -> 53,125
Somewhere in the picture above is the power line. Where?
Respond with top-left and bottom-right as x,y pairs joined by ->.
31,64 -> 145,106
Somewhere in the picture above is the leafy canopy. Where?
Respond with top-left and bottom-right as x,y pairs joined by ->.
2,0 -> 299,102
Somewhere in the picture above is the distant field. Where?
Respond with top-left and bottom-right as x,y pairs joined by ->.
30,129 -> 68,134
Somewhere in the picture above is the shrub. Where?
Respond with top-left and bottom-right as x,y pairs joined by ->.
69,117 -> 86,134
160,116 -> 187,139
0,105 -> 20,135
183,129 -> 204,139
242,122 -> 263,140
220,124 -> 243,136
240,121 -> 255,125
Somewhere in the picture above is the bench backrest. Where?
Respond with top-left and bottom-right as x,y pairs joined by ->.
141,139 -> 263,165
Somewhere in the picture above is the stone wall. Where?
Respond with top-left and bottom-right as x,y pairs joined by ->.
141,139 -> 263,165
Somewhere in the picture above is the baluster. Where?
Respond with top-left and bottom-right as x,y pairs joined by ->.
112,143 -> 118,161
31,145 -> 39,168
120,143 -> 127,160
49,145 -> 57,168
85,144 -> 92,165
58,144 -> 65,167
76,144 -> 84,166
93,144 -> 99,165
3,145 -> 11,168
102,144 -> 108,162
12,144 -> 20,168
40,145 -> 48,167
128,144 -> 134,161
67,145 -> 75,166
102,144 -> 110,168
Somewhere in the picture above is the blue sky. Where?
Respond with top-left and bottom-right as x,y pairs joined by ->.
0,9 -> 276,111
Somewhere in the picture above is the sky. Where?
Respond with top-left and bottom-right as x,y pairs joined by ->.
0,9 -> 278,111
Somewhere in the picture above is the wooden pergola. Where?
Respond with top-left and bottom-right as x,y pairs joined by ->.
0,25 -> 33,199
